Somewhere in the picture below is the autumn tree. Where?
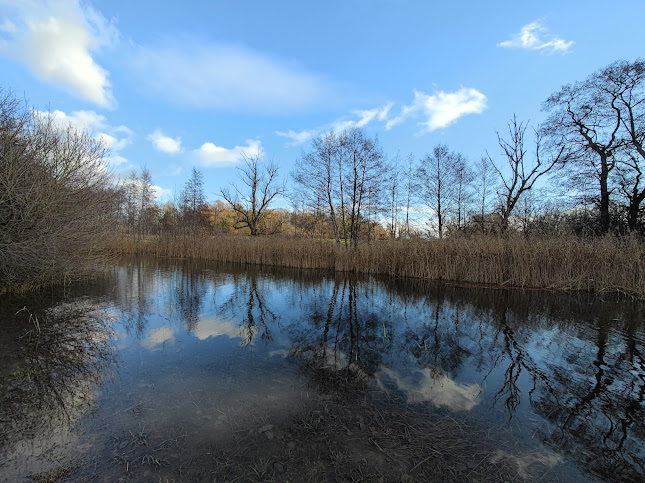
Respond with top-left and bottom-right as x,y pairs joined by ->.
220,151 -> 286,236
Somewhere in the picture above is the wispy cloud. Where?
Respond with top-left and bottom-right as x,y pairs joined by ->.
275,128 -> 320,147
276,102 -> 393,146
386,88 -> 487,133
0,0 -> 118,107
36,109 -> 132,165
148,129 -> 182,154
194,139 -> 262,165
129,38 -> 333,113
498,21 -> 573,55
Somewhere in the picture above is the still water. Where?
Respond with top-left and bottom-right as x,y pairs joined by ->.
1,259 -> 644,482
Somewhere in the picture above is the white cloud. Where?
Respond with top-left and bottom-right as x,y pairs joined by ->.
386,88 -> 487,133
195,139 -> 262,165
275,128 -> 320,147
37,109 -> 133,166
498,21 -> 573,55
129,39 -> 332,113
152,185 -> 173,201
109,154 -> 128,166
148,129 -> 182,154
276,101 -> 394,147
0,0 -> 118,107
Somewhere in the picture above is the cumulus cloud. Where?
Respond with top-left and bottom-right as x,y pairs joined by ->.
0,0 -> 118,107
276,102 -> 393,147
194,139 -> 262,165
498,21 -> 573,55
37,109 -> 133,165
129,39 -> 332,113
386,88 -> 487,133
148,129 -> 182,154
151,185 -> 173,201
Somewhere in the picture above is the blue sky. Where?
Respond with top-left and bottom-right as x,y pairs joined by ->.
1,0 -> 643,206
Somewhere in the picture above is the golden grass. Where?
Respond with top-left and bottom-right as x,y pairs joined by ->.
108,234 -> 645,299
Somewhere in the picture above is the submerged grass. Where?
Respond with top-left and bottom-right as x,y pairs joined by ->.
109,234 -> 645,299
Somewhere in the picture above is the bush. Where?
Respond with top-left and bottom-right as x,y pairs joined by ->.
0,89 -> 117,292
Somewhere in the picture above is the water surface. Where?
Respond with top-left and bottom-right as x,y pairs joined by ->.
1,259 -> 644,481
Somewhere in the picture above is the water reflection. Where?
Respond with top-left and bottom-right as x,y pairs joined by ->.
275,273 -> 645,480
0,301 -> 117,477
1,259 -> 642,481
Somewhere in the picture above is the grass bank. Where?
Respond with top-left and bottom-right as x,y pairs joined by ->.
109,234 -> 645,299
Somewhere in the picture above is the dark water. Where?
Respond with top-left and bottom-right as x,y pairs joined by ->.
1,259 -> 644,482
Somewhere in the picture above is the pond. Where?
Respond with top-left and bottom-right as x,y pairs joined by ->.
1,259 -> 644,482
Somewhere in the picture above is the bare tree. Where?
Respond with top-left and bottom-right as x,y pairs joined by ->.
0,89 -> 116,291
181,167 -> 208,236
452,153 -> 474,232
488,116 -> 565,232
403,153 -> 415,239
474,155 -> 495,232
292,128 -> 385,247
542,66 -> 627,233
341,128 -> 386,247
387,152 -> 401,239
416,145 -> 461,238
594,59 -> 645,230
138,167 -> 155,241
220,151 -> 286,236
292,132 -> 342,244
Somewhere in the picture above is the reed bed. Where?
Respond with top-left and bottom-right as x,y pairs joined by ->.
108,234 -> 645,299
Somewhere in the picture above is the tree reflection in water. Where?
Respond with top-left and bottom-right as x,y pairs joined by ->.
7,260 -> 639,481
0,301 -> 117,476
275,273 -> 645,481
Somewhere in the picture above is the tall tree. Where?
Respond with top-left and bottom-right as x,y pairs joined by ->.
221,151 -> 286,236
292,128 -> 385,247
416,144 -> 460,238
292,131 -> 342,244
488,116 -> 564,232
542,63 -> 630,233
593,59 -> 645,230
181,167 -> 207,235
452,153 -> 474,232
475,155 -> 494,232
340,128 -> 386,247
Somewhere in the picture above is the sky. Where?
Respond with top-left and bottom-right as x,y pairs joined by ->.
1,0 -> 643,207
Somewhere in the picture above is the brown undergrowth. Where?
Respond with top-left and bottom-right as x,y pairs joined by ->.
108,234 -> 645,299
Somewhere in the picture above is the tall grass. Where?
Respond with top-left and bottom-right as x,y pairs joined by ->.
108,234 -> 645,299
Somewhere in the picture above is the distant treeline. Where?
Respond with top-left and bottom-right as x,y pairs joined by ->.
2,59 -> 645,293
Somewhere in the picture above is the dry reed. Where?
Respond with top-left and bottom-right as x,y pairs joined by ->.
107,234 -> 645,299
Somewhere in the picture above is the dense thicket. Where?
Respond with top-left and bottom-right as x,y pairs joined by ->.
0,89 -> 116,292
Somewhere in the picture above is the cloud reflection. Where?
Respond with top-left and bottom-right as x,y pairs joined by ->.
379,367 -> 481,411
192,317 -> 241,341
142,326 -> 175,349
